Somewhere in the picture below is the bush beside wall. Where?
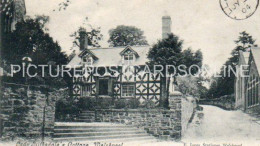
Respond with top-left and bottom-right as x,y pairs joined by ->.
199,94 -> 235,110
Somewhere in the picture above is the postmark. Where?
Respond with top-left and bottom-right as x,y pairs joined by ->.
220,0 -> 259,20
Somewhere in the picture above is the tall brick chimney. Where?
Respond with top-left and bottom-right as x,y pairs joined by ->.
162,15 -> 172,39
79,30 -> 88,50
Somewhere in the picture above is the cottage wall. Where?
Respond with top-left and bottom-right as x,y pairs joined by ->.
245,58 -> 260,114
235,51 -> 249,110
72,66 -> 164,106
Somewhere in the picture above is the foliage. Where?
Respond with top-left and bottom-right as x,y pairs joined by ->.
181,48 -> 203,75
147,33 -> 183,74
108,25 -> 148,47
147,33 -> 203,107
199,94 -> 235,110
207,31 -> 256,98
53,0 -> 72,11
96,98 -> 112,109
114,99 -> 127,109
176,73 -> 208,99
147,33 -> 183,108
127,98 -> 140,109
141,100 -> 156,109
234,31 -> 256,48
2,17 -> 67,65
35,15 -> 50,31
77,97 -> 96,111
55,96 -> 79,122
1,16 -> 68,88
70,26 -> 103,49
114,98 -> 140,109
177,75 -> 199,97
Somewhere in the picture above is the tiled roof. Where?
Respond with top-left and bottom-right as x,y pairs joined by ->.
67,46 -> 150,68
243,52 -> 250,64
251,47 -> 260,76
239,51 -> 250,65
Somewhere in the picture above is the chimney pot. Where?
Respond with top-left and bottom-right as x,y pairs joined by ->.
79,30 -> 88,50
162,15 -> 172,39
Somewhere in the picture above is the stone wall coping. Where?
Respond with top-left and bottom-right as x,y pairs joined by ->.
183,96 -> 195,102
95,108 -> 176,113
169,91 -> 183,96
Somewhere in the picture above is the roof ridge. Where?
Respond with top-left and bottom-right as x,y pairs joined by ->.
250,47 -> 260,76
89,45 -> 150,50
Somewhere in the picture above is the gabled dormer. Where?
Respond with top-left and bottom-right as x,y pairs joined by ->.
120,46 -> 139,64
79,49 -> 98,66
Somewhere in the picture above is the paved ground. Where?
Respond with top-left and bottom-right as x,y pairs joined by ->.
182,105 -> 260,146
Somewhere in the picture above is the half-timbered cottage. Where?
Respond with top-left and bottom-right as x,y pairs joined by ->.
67,16 -> 172,105
68,45 -> 165,105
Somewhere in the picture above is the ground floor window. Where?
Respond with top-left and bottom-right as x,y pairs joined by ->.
247,76 -> 260,107
81,84 -> 92,97
256,83 -> 259,104
122,84 -> 135,97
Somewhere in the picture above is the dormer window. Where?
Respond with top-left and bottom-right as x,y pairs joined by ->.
120,46 -> 139,64
79,49 -> 98,66
82,56 -> 93,65
124,54 -> 134,61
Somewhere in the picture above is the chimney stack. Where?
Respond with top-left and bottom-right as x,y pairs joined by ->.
79,30 -> 88,50
162,15 -> 172,39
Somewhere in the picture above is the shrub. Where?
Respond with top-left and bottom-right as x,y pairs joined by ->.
114,99 -> 127,109
142,100 -> 156,109
114,98 -> 140,109
55,97 -> 79,121
127,98 -> 140,109
96,97 -> 112,109
77,97 -> 96,111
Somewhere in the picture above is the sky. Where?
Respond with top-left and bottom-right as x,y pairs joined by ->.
25,0 -> 260,71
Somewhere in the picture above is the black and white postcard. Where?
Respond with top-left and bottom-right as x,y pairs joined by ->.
0,0 -> 260,146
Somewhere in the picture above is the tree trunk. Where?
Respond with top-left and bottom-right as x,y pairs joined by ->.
165,77 -> 170,109
160,77 -> 167,107
161,76 -> 170,108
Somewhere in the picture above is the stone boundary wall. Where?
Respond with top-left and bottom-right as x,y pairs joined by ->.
199,95 -> 234,110
95,93 -> 196,140
95,109 -> 182,140
181,97 -> 196,134
0,84 -> 63,140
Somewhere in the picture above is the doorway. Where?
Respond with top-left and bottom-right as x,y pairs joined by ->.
99,79 -> 109,95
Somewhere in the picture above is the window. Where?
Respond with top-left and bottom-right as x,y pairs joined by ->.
83,56 -> 93,65
247,75 -> 260,107
253,82 -> 256,105
247,86 -> 250,106
122,84 -> 135,97
81,84 -> 92,97
124,54 -> 134,61
256,77 -> 260,104
239,78 -> 242,99
256,84 -> 259,104
249,88 -> 252,106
